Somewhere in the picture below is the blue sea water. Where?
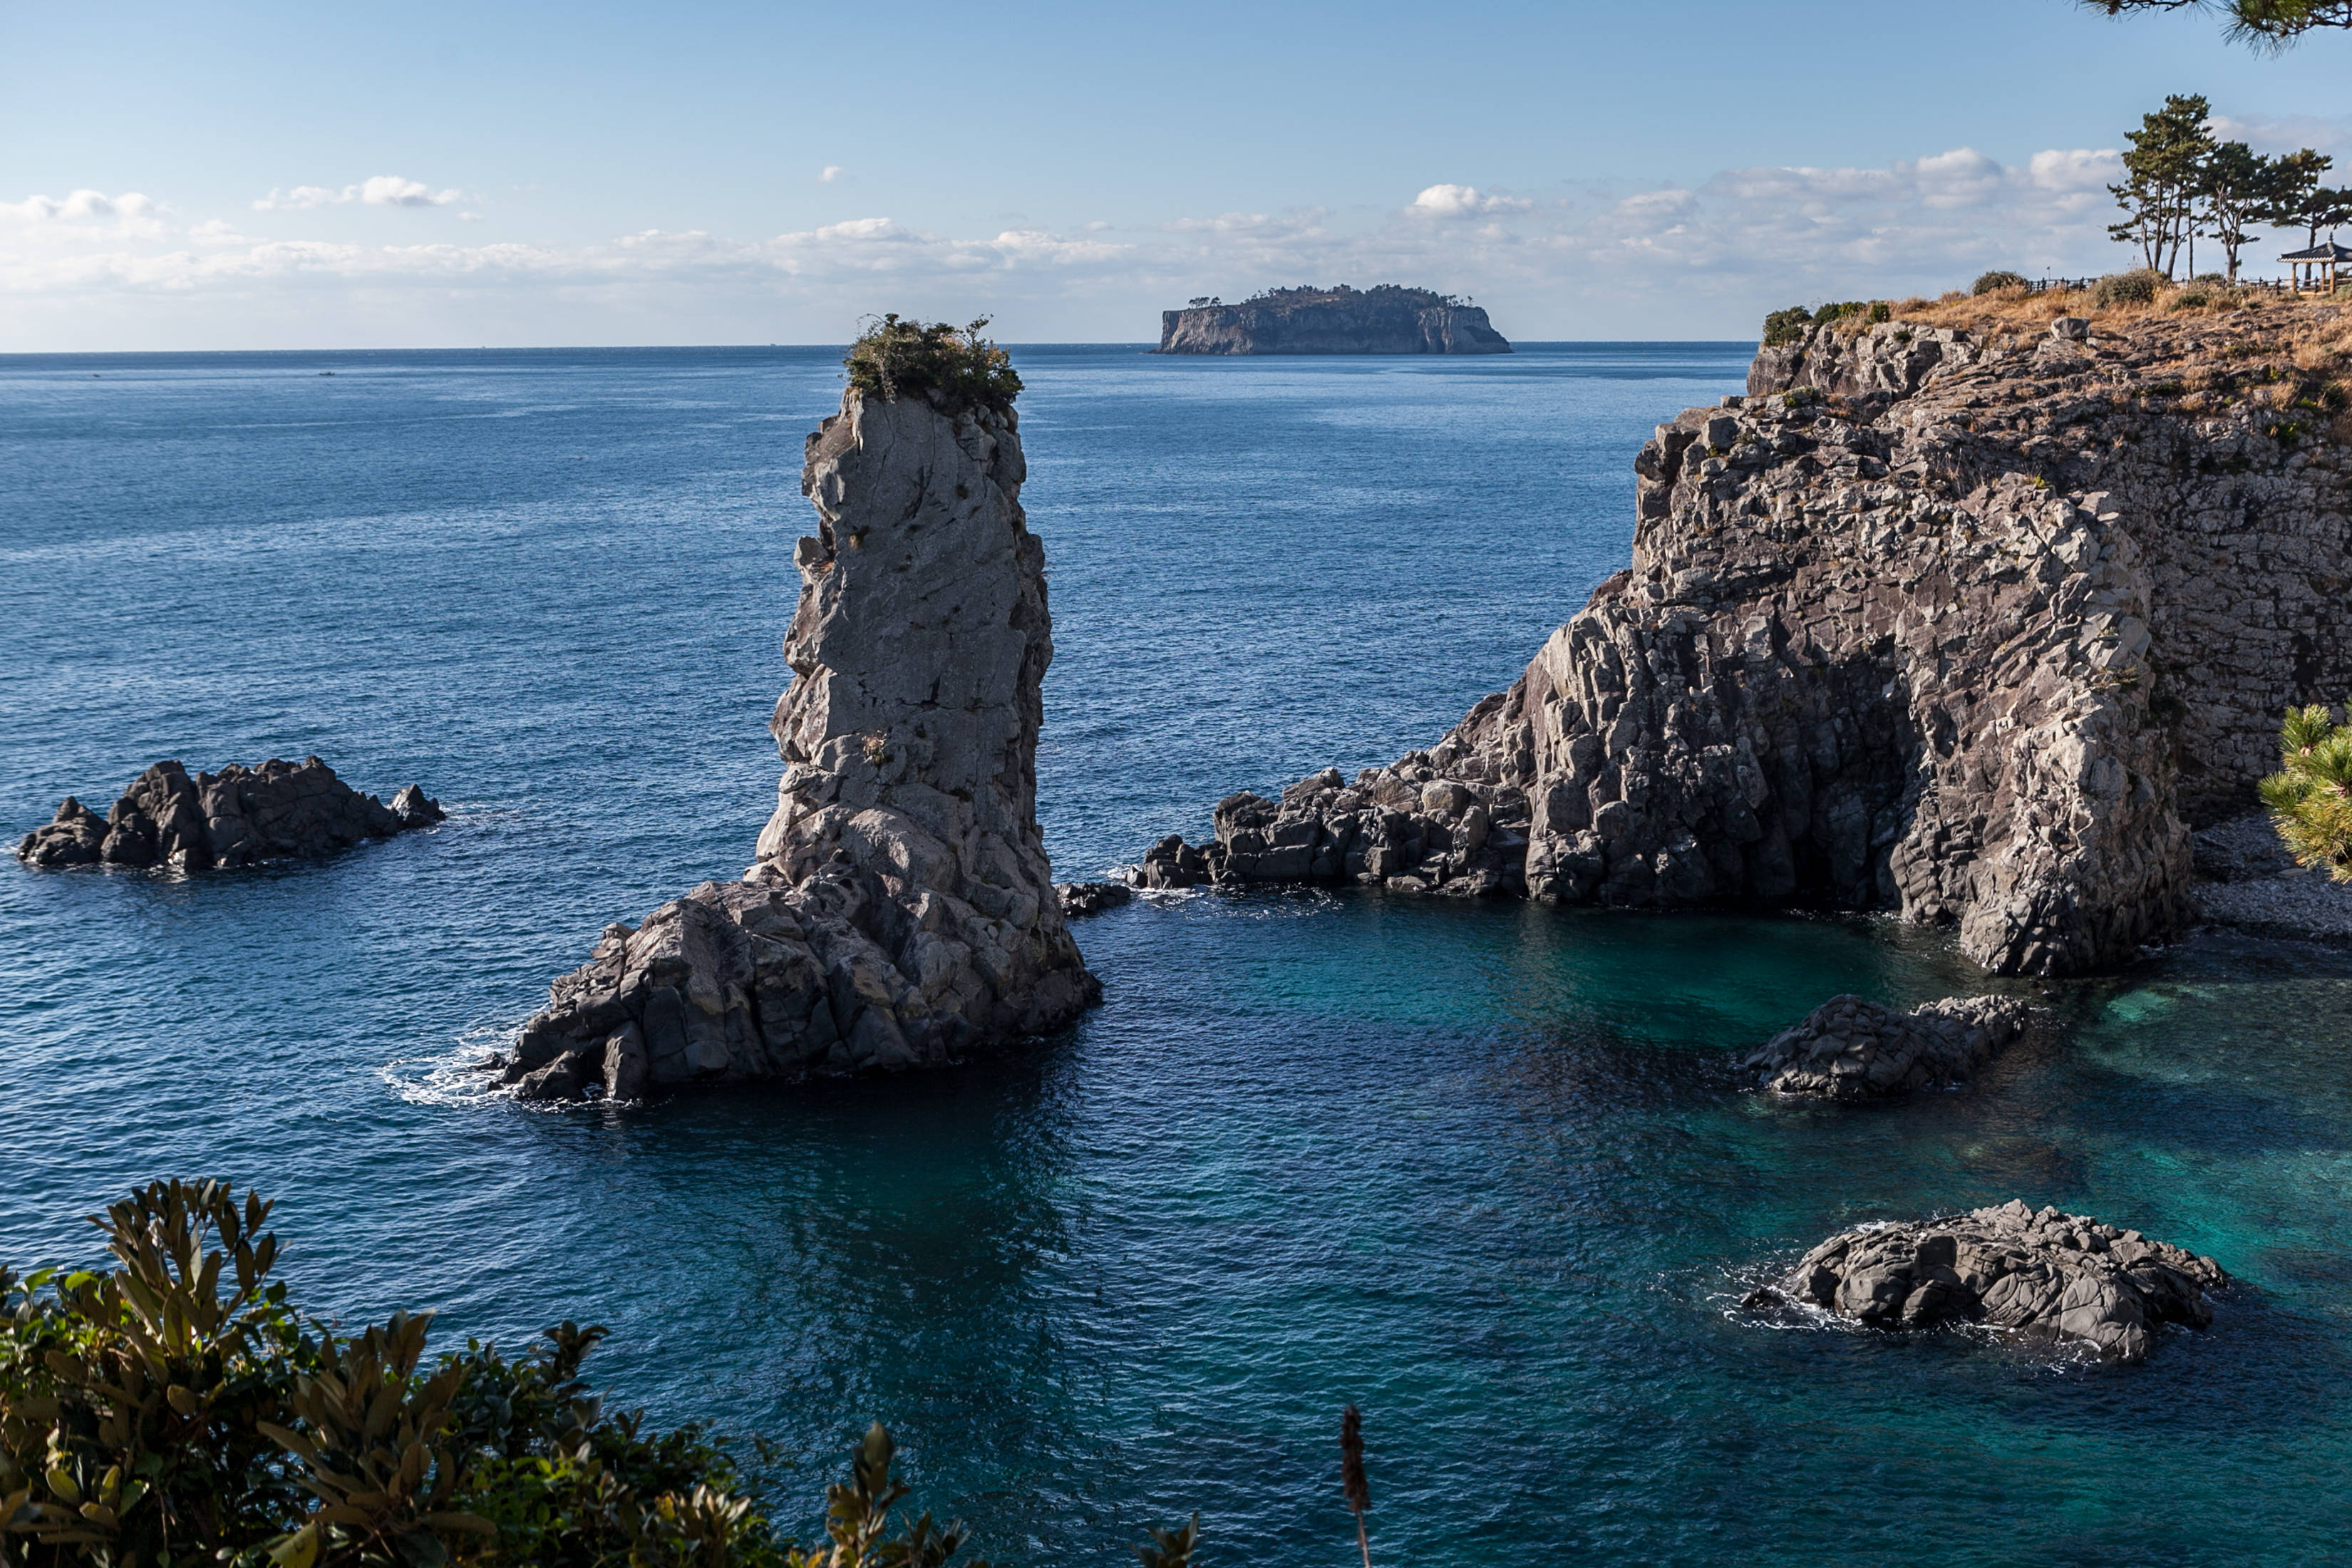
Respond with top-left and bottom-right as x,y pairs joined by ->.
3,343 -> 2351,1565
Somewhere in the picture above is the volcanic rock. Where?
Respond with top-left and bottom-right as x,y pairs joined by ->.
1133,304 -> 2352,976
505,386 -> 1098,1100
1746,1200 -> 2227,1362
1056,881 -> 1133,917
15,757 -> 442,870
1744,993 -> 2041,1097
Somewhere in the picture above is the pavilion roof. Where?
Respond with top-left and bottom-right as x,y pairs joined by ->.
2279,242 -> 2352,262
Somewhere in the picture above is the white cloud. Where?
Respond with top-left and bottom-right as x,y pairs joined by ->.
819,165 -> 845,183
1410,184 -> 1533,218
0,143 -> 2299,346
2208,113 -> 2352,156
253,176 -> 463,211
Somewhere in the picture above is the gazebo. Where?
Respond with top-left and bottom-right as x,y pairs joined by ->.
2280,241 -> 2352,292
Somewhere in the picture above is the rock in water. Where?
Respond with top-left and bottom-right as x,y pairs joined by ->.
1744,993 -> 2040,1098
1748,1200 -> 2227,1362
15,758 -> 442,870
1133,306 -> 2352,976
1056,882 -> 1133,917
507,387 -> 1098,1100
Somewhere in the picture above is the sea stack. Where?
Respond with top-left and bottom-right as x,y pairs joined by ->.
1156,286 -> 1511,355
503,383 -> 1098,1100
1133,303 -> 2352,976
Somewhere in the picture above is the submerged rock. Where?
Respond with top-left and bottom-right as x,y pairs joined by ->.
1133,305 -> 2352,976
506,386 -> 1098,1101
1745,1200 -> 2227,1363
1056,881 -> 1133,917
1744,993 -> 2041,1098
15,757 -> 441,870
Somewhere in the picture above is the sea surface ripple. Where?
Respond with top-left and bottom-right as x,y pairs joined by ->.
2,344 -> 2348,1564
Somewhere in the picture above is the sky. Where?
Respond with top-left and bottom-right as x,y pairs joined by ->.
3,0 -> 2350,349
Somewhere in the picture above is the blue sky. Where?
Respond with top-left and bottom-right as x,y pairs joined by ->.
4,0 -> 2348,348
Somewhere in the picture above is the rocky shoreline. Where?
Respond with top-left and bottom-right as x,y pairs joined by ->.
16,757 -> 441,870
1132,302 -> 2352,979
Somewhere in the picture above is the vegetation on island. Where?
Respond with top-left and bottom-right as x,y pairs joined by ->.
0,1180 -> 1207,1568
2263,706 -> 2352,881
2080,0 -> 2352,46
1187,285 -> 1476,311
843,316 -> 1022,422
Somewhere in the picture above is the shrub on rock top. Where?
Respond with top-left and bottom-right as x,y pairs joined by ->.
2090,269 -> 2167,307
1972,269 -> 2029,296
843,314 -> 1022,421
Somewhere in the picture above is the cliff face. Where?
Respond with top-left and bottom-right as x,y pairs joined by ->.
1157,287 -> 1511,355
1133,305 -> 2352,977
505,388 -> 1097,1098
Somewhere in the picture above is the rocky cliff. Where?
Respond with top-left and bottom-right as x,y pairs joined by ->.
501,386 -> 1098,1099
1157,285 -> 1511,355
1133,301 -> 2352,976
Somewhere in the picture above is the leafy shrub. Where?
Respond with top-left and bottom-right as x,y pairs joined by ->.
843,316 -> 1021,421
1867,301 -> 1892,324
1972,270 -> 2029,296
2263,706 -> 2352,880
1813,301 -> 1866,326
0,1181 -> 1044,1568
1761,306 -> 1812,346
2090,269 -> 2167,307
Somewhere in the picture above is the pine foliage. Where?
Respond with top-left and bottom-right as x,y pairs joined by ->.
2261,705 -> 2352,881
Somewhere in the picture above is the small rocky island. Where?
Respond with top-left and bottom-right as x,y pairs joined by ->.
498,337 -> 1098,1100
1133,297 -> 2352,976
1745,1200 -> 2227,1362
1157,285 -> 1511,355
1744,994 -> 2042,1098
16,757 -> 441,870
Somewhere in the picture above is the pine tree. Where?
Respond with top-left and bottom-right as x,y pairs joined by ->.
2199,140 -> 2269,279
2260,706 -> 2352,881
2081,0 -> 2352,46
2109,95 -> 2216,277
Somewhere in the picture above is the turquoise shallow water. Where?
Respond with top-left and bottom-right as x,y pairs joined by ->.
3,344 -> 2351,1564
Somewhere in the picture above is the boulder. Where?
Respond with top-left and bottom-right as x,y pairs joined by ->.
1056,882 -> 1133,917
1744,993 -> 2042,1098
506,385 -> 1098,1101
1745,1200 -> 2227,1362
16,758 -> 441,870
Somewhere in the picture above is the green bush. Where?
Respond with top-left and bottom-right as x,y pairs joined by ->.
1761,306 -> 1812,347
2090,269 -> 2167,307
843,316 -> 1021,421
1972,270 -> 2029,296
2262,706 -> 2352,881
0,1181 -> 1056,1568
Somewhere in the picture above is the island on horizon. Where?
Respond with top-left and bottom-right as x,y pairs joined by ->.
1155,284 -> 1512,355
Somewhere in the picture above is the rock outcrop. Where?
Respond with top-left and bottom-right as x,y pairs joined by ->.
1157,286 -> 1510,355
15,758 -> 442,870
501,386 -> 1098,1100
1134,303 -> 2352,976
1743,994 -> 2040,1097
1745,1200 -> 2227,1362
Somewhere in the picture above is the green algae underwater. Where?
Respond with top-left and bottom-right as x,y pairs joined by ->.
2,343 -> 2347,1564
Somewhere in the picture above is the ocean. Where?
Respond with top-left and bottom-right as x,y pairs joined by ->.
3,343 -> 2348,1564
